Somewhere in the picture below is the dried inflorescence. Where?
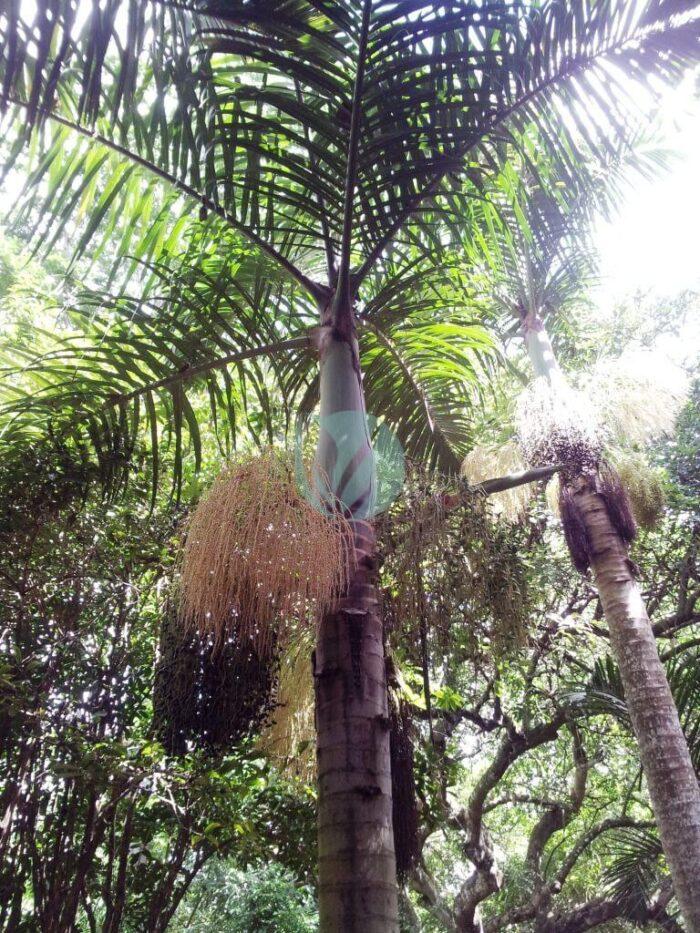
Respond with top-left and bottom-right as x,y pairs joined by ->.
517,376 -> 602,474
153,603 -> 278,755
545,472 -> 561,516
383,468 -> 530,665
519,351 -> 686,475
461,440 -> 534,521
584,350 -> 688,449
257,635 -> 316,782
179,450 -> 352,651
614,454 -> 666,530
390,696 -> 420,881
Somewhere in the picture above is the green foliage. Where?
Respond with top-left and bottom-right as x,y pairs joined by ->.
2,0 -> 698,488
1,3 -> 699,929
601,827 -> 664,920
577,649 -> 700,774
404,372 -> 700,931
6,0 -> 695,274
0,442 -> 315,930
666,369 -> 700,507
171,861 -> 318,933
0,266 -> 697,931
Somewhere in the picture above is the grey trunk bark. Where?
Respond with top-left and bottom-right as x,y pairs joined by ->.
575,477 -> 700,931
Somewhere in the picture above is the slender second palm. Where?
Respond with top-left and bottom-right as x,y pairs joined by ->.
466,187 -> 700,926
2,1 -> 700,927
524,321 -> 700,929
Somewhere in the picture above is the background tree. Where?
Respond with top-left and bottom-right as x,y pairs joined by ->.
0,280 -> 317,931
0,457 -> 317,930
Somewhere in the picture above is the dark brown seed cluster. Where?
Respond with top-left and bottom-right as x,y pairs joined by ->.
390,697 -> 420,881
597,464 -> 637,545
558,464 -> 637,574
558,483 -> 594,574
153,604 -> 278,755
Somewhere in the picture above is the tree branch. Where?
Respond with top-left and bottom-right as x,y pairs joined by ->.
465,712 -> 569,853
438,464 -> 562,513
555,818 -> 653,890
535,878 -> 678,933
525,725 -> 588,877
476,463 -> 562,496
447,711 -> 569,931
654,611 -> 700,638
660,636 -> 700,662
410,865 -> 458,933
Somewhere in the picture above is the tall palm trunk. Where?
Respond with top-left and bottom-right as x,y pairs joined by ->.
574,474 -> 700,928
523,315 -> 700,930
314,329 -> 399,931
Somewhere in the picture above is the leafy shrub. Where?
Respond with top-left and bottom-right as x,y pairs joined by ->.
171,861 -> 318,932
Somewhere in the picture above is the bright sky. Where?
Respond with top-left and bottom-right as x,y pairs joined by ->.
593,81 -> 699,285
591,78 -> 700,366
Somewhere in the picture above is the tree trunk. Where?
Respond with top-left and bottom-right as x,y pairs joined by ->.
575,476 -> 700,931
314,330 -> 399,931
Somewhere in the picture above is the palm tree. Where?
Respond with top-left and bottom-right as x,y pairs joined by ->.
523,324 -> 700,930
2,2 -> 700,927
462,185 -> 700,927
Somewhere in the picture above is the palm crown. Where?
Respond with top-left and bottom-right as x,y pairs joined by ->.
1,0 -> 699,486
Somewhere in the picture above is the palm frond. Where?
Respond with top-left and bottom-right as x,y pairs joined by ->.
359,254 -> 498,470
3,0 -> 699,292
456,131 -> 671,346
361,317 -> 493,473
0,240 -> 317,499
2,0 -> 699,496
568,651 -> 700,769
354,0 -> 700,280
601,826 -> 664,918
